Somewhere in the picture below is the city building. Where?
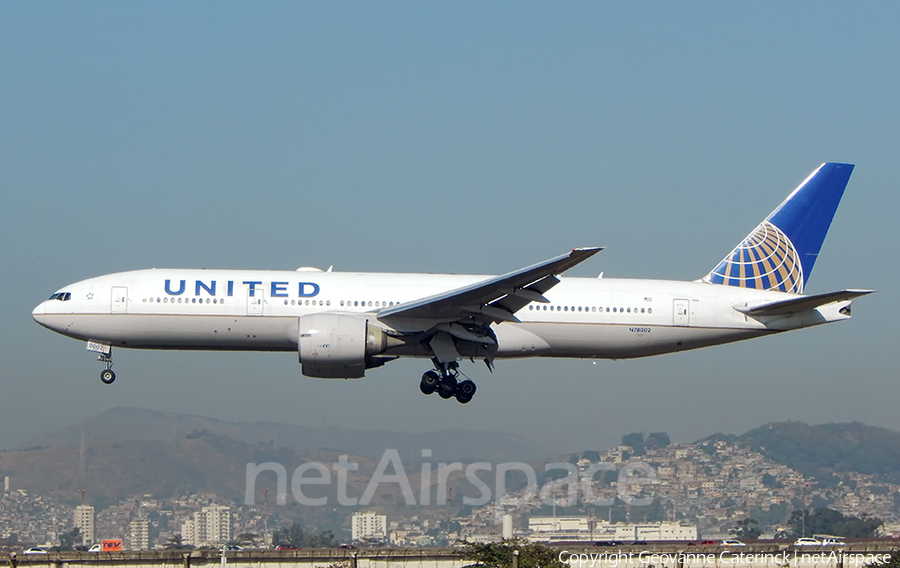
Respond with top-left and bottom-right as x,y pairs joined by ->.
182,504 -> 232,547
528,518 -> 697,543
180,518 -> 196,546
351,511 -> 387,543
129,518 -> 150,550
74,504 -> 95,545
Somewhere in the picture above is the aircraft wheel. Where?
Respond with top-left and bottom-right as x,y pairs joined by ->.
438,375 -> 457,399
456,380 -> 476,403
100,369 -> 116,384
420,371 -> 439,395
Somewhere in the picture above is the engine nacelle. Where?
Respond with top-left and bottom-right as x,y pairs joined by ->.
298,313 -> 390,378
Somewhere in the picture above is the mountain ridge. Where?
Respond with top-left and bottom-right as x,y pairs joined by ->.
18,406 -> 553,463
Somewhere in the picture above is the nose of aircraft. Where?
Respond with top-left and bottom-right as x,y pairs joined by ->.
32,302 -> 46,326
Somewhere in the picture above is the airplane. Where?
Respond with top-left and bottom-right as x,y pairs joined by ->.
33,163 -> 872,404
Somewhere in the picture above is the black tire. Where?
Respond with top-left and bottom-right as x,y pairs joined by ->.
456,393 -> 472,404
100,369 -> 116,384
438,374 -> 457,398
420,371 -> 440,395
457,379 -> 476,398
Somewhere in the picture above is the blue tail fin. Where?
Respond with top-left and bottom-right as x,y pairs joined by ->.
703,163 -> 854,294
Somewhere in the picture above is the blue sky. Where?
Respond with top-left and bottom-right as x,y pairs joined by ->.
2,2 -> 897,452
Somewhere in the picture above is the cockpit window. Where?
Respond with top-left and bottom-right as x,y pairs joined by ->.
49,292 -> 72,301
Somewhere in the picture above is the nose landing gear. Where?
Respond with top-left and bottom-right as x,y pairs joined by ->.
418,360 -> 477,404
99,353 -> 116,384
87,341 -> 116,384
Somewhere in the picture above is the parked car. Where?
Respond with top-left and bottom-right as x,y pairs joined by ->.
688,540 -> 717,546
630,540 -> 648,546
221,544 -> 244,551
88,544 -> 103,552
338,544 -> 356,549
821,538 -> 846,546
593,541 -> 623,547
275,544 -> 300,550
794,538 -> 821,546
721,539 -> 745,546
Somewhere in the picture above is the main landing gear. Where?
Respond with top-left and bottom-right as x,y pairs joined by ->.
419,361 -> 477,404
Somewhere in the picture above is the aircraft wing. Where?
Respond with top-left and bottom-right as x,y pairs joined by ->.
377,247 -> 602,329
734,289 -> 875,317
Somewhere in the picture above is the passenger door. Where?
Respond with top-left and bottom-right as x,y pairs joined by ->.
111,287 -> 128,314
247,288 -> 265,316
673,298 -> 690,326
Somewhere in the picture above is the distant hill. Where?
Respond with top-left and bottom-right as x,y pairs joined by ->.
0,430 -> 395,518
19,406 -> 553,463
705,421 -> 900,485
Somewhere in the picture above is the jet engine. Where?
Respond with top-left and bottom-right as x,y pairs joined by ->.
297,313 -> 396,378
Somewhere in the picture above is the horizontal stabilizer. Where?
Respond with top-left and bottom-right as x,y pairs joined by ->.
734,289 -> 875,317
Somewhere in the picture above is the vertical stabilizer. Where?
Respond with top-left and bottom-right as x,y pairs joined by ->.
703,163 -> 854,294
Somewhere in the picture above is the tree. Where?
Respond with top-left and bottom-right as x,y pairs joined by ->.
730,518 -> 762,540
645,432 -> 671,449
272,524 -> 306,548
785,508 -> 882,539
761,473 -> 782,488
305,530 -> 338,548
463,539 -> 567,568
164,534 -> 193,550
622,433 -> 645,456
235,533 -> 259,546
58,527 -> 82,551
272,524 -> 338,548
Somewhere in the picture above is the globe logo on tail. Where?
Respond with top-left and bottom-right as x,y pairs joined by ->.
704,221 -> 804,294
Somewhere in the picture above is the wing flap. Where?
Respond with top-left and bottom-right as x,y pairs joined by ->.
734,289 -> 875,317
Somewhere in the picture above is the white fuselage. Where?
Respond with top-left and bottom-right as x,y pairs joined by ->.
31,268 -> 851,362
